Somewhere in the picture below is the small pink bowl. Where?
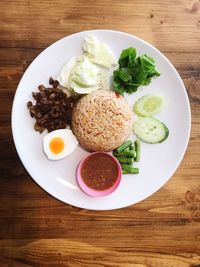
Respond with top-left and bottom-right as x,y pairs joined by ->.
76,152 -> 122,197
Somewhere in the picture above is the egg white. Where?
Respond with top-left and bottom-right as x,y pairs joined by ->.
43,129 -> 78,160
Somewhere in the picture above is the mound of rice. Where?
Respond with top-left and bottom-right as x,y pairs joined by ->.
72,89 -> 133,151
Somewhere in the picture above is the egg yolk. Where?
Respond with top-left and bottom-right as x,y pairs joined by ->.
49,137 -> 65,154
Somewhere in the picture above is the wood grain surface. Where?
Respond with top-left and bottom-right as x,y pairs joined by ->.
0,0 -> 200,266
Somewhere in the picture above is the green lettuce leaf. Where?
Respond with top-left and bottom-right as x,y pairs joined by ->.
113,47 -> 160,95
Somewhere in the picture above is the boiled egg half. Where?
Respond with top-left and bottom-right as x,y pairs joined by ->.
43,129 -> 78,160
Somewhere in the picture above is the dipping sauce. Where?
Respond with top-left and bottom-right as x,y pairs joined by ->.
81,153 -> 119,191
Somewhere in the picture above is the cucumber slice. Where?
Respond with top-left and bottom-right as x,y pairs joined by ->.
133,118 -> 169,143
133,95 -> 163,117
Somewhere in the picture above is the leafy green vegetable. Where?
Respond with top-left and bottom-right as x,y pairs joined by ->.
119,47 -> 136,68
113,48 -> 160,95
113,80 -> 124,96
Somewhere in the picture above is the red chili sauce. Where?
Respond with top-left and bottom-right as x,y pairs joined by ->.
81,153 -> 119,191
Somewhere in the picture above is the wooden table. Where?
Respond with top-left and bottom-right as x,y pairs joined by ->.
0,0 -> 200,266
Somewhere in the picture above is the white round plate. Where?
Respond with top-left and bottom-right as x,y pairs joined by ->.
12,30 -> 191,210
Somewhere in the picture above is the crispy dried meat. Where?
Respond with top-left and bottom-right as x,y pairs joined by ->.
27,78 -> 75,133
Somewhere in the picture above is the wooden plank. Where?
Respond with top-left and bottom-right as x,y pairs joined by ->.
0,239 -> 200,266
0,0 -> 199,52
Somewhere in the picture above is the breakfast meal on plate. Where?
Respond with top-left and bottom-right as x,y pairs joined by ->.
71,89 -> 133,151
26,35 -> 170,197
